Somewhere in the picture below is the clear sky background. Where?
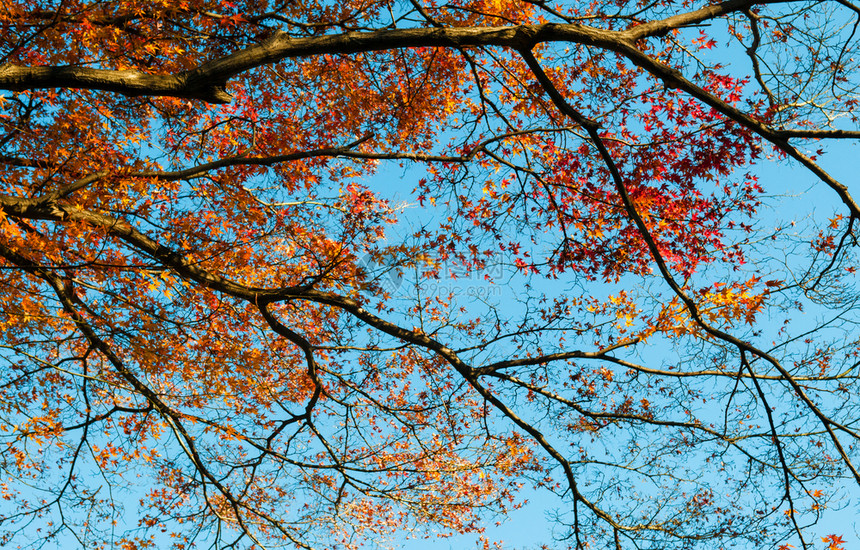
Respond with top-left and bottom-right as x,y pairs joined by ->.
3,7 -> 859,549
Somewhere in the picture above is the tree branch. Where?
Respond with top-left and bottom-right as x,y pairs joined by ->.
0,1 -> 781,103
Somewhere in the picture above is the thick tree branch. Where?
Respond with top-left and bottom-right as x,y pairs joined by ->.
0,63 -> 233,103
625,0 -> 779,40
0,0 -> 780,103
0,25 -> 609,102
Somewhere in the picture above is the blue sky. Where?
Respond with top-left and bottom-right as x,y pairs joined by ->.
360,132 -> 860,550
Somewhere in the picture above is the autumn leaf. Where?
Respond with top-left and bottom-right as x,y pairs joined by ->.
822,535 -> 846,550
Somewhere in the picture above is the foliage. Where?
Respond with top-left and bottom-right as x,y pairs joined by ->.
0,0 -> 859,549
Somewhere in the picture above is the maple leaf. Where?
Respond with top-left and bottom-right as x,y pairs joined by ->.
822,535 -> 846,550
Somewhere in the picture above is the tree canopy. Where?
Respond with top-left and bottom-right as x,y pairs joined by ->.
0,0 -> 859,548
